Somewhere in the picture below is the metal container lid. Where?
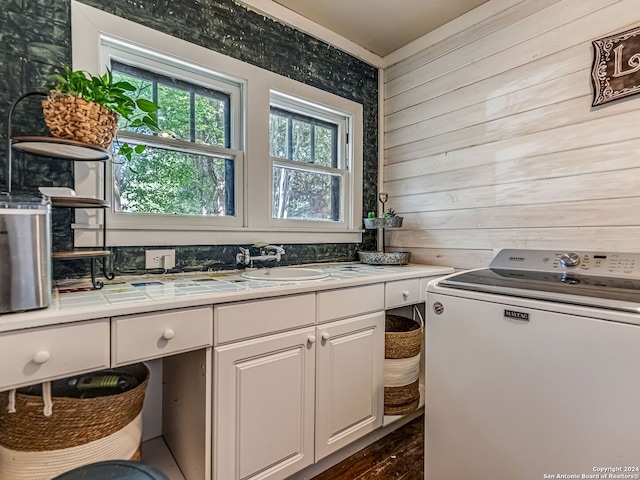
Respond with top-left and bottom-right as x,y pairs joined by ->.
52,460 -> 169,479
0,193 -> 50,211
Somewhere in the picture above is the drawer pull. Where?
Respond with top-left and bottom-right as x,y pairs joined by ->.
162,329 -> 175,340
32,351 -> 50,364
321,332 -> 331,341
402,290 -> 410,299
307,335 -> 316,344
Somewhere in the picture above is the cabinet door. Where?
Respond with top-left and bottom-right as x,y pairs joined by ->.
315,311 -> 385,460
214,327 -> 316,480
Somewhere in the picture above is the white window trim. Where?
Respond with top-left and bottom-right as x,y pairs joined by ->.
111,132 -> 245,229
71,1 -> 362,247
104,40 -> 245,229
269,89 -> 352,229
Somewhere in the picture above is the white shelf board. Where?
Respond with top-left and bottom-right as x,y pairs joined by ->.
142,436 -> 186,480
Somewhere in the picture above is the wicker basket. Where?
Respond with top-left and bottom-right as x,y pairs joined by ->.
384,314 -> 423,415
42,93 -> 119,148
0,363 -> 148,480
384,379 -> 420,415
385,314 -> 422,359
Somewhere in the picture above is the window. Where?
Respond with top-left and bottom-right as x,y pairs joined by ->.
97,40 -> 244,231
111,62 -> 235,217
270,92 -> 350,224
71,1 -> 363,247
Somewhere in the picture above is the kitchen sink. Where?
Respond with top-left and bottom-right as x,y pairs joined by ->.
240,267 -> 330,281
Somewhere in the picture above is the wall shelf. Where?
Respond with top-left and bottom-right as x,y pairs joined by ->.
52,250 -> 111,259
11,136 -> 110,161
6,93 -> 115,289
51,197 -> 110,208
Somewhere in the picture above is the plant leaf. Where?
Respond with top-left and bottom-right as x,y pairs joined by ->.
136,98 -> 159,112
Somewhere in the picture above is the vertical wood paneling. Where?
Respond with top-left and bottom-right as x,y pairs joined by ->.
383,0 -> 640,268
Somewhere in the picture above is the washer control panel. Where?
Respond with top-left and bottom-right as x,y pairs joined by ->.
491,249 -> 640,279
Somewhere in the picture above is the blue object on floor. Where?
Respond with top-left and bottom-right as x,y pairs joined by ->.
52,460 -> 169,479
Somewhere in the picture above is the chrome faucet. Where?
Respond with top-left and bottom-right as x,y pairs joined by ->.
236,244 -> 286,267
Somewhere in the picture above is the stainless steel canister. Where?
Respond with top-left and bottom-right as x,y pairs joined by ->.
0,194 -> 51,313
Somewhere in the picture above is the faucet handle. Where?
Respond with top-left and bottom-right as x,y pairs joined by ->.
264,244 -> 285,254
236,246 -> 251,265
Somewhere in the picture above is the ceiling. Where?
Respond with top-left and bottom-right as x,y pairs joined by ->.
272,0 -> 490,57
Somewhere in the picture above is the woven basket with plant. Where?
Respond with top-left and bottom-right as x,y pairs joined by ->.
42,94 -> 119,148
42,66 -> 159,162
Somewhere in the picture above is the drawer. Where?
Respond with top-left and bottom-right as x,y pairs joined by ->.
385,279 -> 421,309
215,294 -> 315,344
0,319 -> 110,391
317,283 -> 384,323
112,306 -> 213,366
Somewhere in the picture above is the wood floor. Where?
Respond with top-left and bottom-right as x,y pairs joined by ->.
311,415 -> 424,480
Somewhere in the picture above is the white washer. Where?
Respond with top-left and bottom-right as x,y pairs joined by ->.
425,249 -> 640,480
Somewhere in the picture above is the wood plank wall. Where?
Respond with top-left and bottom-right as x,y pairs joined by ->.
382,0 -> 640,270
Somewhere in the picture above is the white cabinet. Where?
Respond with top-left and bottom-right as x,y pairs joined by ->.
213,289 -> 385,480
214,327 -> 316,480
0,269 -> 442,480
315,311 -> 384,460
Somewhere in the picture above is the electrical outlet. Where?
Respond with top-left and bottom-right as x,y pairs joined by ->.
145,249 -> 176,269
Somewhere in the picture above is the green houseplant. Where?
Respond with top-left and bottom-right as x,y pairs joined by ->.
364,208 -> 403,229
42,66 -> 160,162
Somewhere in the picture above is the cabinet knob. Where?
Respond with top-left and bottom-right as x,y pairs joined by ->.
307,335 -> 316,344
33,351 -> 50,364
402,290 -> 410,298
321,332 -> 331,341
162,329 -> 175,340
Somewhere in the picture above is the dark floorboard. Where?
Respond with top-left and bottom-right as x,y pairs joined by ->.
311,414 -> 424,480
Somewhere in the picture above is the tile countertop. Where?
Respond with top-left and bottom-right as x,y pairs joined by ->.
0,263 -> 454,333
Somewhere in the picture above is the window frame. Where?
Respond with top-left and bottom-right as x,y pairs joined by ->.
71,1 -> 362,247
101,39 -> 245,229
269,90 -> 352,227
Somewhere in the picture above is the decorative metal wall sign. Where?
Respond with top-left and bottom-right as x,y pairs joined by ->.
592,25 -> 640,106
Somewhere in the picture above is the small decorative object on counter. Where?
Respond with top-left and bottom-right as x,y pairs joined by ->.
358,251 -> 411,265
361,192 -> 408,264
363,215 -> 403,229
363,192 -> 404,229
0,363 -> 149,480
384,312 -> 423,415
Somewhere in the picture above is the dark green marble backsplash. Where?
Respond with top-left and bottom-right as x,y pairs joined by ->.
0,0 -> 378,279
